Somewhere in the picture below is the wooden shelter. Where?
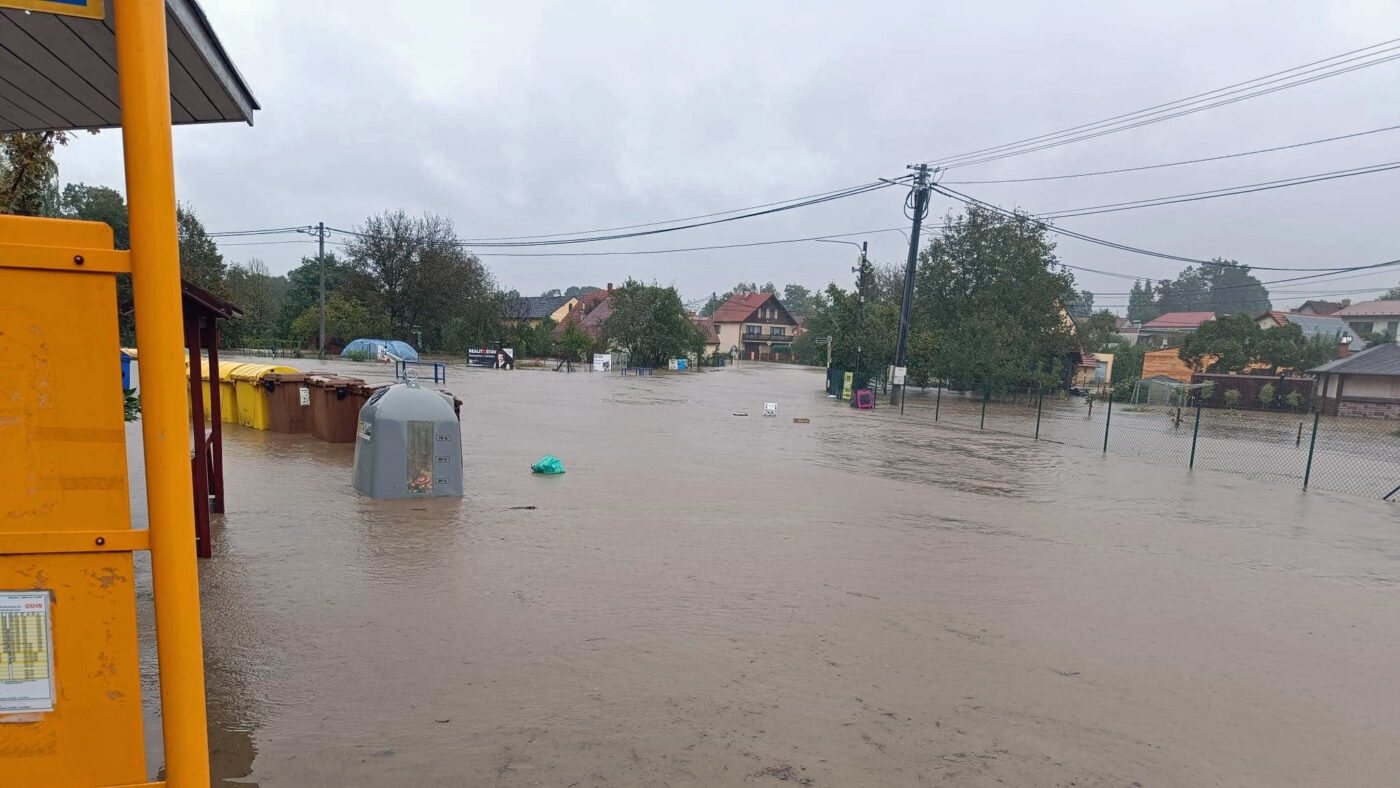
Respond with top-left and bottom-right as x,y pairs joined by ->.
126,279 -> 242,557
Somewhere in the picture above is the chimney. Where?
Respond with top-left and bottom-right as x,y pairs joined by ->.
606,282 -> 613,292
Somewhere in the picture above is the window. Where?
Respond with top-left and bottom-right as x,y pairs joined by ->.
745,325 -> 761,335
769,327 -> 785,337
1352,321 -> 1374,335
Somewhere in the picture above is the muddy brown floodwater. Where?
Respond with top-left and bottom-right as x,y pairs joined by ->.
123,360 -> 1400,787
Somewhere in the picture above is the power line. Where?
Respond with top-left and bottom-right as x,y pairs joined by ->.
1039,159 -> 1400,219
451,180 -> 901,242
462,228 -> 910,257
921,39 -> 1400,170
942,123 -> 1400,184
208,226 -> 312,238
930,184 -> 1363,272
327,181 -> 896,249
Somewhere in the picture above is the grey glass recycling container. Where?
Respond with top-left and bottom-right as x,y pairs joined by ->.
352,379 -> 463,498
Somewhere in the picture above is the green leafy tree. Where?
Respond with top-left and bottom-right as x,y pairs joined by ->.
559,320 -> 594,362
603,279 -> 706,367
176,204 -> 227,292
781,283 -> 818,317
278,252 -> 358,337
1179,314 -> 1306,374
290,293 -> 382,349
1078,309 -> 1120,352
0,131 -> 71,216
911,205 -> 1078,388
1301,333 -> 1342,369
564,285 -> 601,299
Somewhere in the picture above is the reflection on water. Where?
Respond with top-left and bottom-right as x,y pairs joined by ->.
122,358 -> 1400,786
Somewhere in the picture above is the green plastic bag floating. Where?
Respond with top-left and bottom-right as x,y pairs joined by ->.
531,455 -> 565,474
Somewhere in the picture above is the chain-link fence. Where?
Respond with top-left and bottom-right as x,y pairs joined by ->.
897,382 -> 1400,500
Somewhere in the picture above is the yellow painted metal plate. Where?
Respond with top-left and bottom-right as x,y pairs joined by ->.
0,238 -> 146,782
0,0 -> 104,20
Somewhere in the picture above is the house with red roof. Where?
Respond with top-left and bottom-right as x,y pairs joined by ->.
710,291 -> 799,360
1138,311 -> 1215,348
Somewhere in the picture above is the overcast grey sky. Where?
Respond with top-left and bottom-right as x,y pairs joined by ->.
56,0 -> 1400,312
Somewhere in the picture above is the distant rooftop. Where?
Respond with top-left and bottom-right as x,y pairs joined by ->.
1335,300 -> 1400,318
1141,311 -> 1215,330
503,295 -> 574,320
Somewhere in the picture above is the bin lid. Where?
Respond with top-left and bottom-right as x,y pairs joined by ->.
263,372 -> 309,383
305,374 -> 364,388
228,363 -> 300,382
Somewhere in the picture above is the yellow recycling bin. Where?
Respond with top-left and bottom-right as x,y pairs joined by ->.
230,364 -> 300,429
186,359 -> 255,424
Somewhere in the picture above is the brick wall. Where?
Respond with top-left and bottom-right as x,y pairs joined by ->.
1336,397 -> 1400,420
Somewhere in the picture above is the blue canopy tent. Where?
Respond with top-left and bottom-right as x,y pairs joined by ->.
341,338 -> 420,362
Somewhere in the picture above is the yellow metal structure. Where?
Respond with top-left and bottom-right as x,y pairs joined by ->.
118,1 -> 213,784
0,0 -> 105,20
0,1 -> 250,785
229,364 -> 300,429
0,217 -> 147,784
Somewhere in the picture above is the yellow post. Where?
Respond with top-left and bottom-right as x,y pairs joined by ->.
115,1 -> 212,784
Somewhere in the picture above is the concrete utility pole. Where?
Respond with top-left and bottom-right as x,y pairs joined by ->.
891,164 -> 931,406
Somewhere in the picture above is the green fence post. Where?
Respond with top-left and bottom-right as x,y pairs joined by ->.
1102,392 -> 1112,453
934,383 -> 942,422
980,386 -> 989,430
1035,389 -> 1043,440
1303,410 -> 1320,490
1189,398 -> 1202,468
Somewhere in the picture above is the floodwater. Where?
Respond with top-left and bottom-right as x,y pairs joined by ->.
123,360 -> 1400,786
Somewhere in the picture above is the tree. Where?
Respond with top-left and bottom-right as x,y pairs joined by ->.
176,204 -> 227,292
759,281 -> 777,294
539,288 -> 562,297
223,259 -> 288,347
910,205 -> 1078,388
60,183 -> 129,248
1066,290 -> 1095,319
602,279 -> 706,367
289,293 -> 382,349
559,320 -> 594,362
563,285 -> 601,298
1379,285 -> 1400,301
1078,309 -> 1121,352
1206,259 -> 1271,316
278,252 -> 358,337
1179,313 -> 1306,374
1127,280 -> 1160,323
344,210 -> 498,349
781,283 -> 818,317
1,131 -> 71,216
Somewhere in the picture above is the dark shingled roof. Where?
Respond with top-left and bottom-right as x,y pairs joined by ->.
503,295 -> 573,320
1310,342 -> 1400,376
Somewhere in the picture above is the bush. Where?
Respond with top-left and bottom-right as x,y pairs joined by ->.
1284,391 -> 1303,409
1199,381 -> 1214,401
344,349 -> 371,362
123,388 -> 141,421
1258,382 -> 1276,409
1223,388 -> 1242,408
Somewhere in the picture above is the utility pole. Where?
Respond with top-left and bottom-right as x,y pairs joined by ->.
855,241 -> 867,397
316,220 -> 327,357
891,164 -> 931,406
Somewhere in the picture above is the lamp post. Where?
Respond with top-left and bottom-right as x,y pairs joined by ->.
814,238 -> 869,394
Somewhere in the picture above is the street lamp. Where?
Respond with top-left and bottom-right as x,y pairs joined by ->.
813,238 -> 869,401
